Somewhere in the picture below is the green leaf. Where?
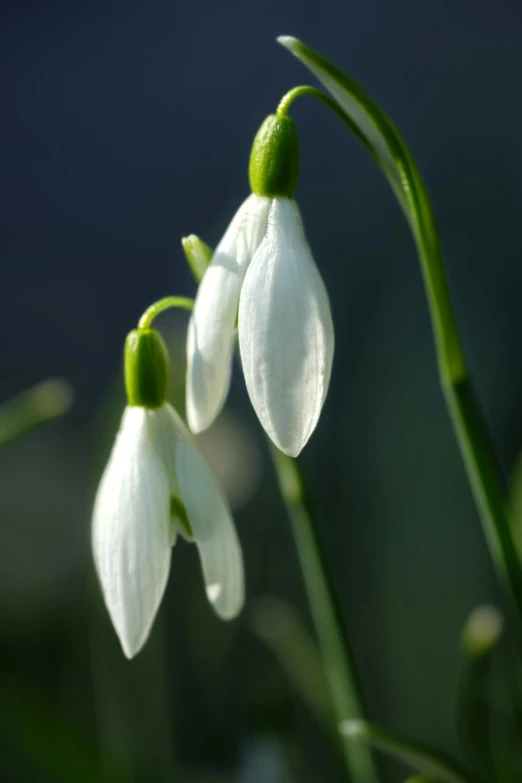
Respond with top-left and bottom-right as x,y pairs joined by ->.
340,720 -> 479,783
0,378 -> 73,450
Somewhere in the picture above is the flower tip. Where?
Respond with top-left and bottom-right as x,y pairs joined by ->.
181,234 -> 196,252
339,719 -> 365,738
119,630 -> 147,660
281,443 -> 303,459
115,605 -> 163,659
205,580 -> 245,621
269,433 -> 306,459
122,644 -> 137,661
186,405 -> 207,436
206,582 -> 222,603
111,608 -> 154,660
206,583 -> 244,621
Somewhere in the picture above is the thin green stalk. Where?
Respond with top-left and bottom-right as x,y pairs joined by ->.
277,85 -> 374,155
278,36 -> 522,624
269,444 -> 381,783
138,296 -> 194,329
182,235 -> 380,781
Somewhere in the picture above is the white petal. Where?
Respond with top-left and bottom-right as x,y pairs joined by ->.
162,405 -> 244,619
186,194 -> 271,434
147,404 -> 185,545
92,407 -> 171,658
238,198 -> 334,457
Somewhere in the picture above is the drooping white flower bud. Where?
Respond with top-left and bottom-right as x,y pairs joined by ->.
186,113 -> 334,456
92,328 -> 244,658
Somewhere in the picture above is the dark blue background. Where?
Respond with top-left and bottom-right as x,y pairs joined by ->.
2,1 -> 522,780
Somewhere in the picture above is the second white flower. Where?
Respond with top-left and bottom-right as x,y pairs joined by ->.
186,113 -> 334,457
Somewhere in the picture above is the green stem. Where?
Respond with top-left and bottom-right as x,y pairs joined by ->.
278,85 -> 342,118
138,296 -> 194,330
182,247 -> 375,779
269,444 -> 381,783
278,86 -> 374,155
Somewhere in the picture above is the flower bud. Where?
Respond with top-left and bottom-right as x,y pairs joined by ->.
124,328 -> 168,408
462,605 -> 503,657
182,234 -> 213,283
249,114 -> 299,198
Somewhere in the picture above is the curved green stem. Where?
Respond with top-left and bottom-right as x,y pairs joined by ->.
278,36 -> 522,624
277,85 -> 374,156
277,85 -> 345,122
270,445 -> 381,783
138,296 -> 194,330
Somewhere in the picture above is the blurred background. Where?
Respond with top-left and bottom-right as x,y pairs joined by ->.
2,0 -> 522,780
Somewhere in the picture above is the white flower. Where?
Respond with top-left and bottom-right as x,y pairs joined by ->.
92,403 -> 244,659
186,194 -> 334,457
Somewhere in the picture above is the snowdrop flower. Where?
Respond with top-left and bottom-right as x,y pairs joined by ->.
186,112 -> 334,457
92,327 -> 244,658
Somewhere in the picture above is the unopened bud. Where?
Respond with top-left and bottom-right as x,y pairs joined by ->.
124,328 -> 168,408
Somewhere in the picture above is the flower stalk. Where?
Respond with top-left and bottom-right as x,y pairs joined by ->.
138,296 -> 194,330
270,445 -> 380,783
183,235 -> 376,781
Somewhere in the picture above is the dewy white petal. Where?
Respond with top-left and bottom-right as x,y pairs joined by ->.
238,198 -> 334,457
163,404 -> 245,620
186,194 -> 271,434
92,407 -> 171,659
